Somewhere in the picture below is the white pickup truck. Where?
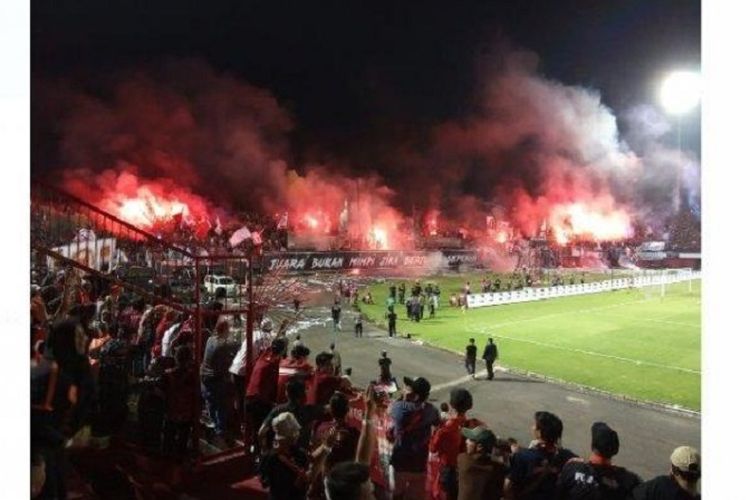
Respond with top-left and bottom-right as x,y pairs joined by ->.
203,274 -> 239,297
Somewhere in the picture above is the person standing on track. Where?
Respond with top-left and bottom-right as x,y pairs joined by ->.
354,312 -> 364,338
331,299 -> 342,332
465,339 -> 477,379
481,338 -> 498,380
387,308 -> 397,337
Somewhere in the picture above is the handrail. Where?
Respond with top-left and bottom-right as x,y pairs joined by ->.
31,179 -> 196,258
33,245 -> 194,315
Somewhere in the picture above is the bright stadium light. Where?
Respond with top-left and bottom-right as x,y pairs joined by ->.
660,71 -> 701,115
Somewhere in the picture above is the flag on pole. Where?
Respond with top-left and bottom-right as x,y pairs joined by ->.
229,226 -> 252,248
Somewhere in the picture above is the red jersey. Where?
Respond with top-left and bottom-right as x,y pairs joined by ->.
277,357 -> 313,403
246,348 -> 281,403
428,415 -> 484,499
307,371 -> 343,406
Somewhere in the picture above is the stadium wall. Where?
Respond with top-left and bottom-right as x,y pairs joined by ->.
466,270 -> 701,308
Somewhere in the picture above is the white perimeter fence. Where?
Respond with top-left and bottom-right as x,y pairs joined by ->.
466,269 -> 701,309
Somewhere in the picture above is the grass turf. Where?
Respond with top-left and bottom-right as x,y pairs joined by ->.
359,275 -> 701,411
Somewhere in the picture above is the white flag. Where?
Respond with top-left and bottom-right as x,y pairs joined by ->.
229,226 -> 252,248
277,211 -> 288,230
214,216 -> 223,235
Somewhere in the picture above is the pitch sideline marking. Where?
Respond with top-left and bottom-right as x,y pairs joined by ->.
469,297 -> 657,331
588,311 -> 700,329
430,369 -> 501,393
474,328 -> 701,375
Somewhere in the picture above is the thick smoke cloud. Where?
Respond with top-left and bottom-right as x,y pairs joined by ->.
36,59 -> 292,212
623,104 -> 701,221
33,51 -> 698,243
394,49 -> 644,238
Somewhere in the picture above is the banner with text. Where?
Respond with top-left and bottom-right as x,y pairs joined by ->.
262,250 -> 478,273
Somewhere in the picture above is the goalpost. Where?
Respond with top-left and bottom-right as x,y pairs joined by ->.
632,267 -> 697,299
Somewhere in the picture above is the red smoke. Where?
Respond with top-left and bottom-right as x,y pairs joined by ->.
285,168 -> 408,249
63,169 -> 215,234
35,53 -> 679,249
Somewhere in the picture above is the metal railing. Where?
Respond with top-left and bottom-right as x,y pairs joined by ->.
31,180 -> 256,458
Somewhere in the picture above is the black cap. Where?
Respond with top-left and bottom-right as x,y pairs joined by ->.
591,422 -> 620,458
449,388 -> 473,413
403,376 -> 431,398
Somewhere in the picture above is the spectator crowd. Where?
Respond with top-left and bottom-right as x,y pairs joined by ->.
31,266 -> 701,499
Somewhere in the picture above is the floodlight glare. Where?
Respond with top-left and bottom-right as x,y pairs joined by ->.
660,71 -> 701,115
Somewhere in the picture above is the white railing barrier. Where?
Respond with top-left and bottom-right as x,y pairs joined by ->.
466,271 -> 701,309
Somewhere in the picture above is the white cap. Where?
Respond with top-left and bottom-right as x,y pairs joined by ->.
272,412 -> 301,442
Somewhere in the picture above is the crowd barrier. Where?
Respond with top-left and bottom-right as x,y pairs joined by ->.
466,270 -> 701,309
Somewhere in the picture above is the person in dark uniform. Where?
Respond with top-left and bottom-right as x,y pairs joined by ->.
387,309 -> 397,337
630,446 -> 701,500
354,312 -> 363,338
465,338 -> 477,378
481,338 -> 498,380
331,300 -> 342,331
397,282 -> 406,304
389,283 -> 397,300
557,422 -> 642,499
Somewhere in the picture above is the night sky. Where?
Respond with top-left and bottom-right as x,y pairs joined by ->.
32,0 -> 701,165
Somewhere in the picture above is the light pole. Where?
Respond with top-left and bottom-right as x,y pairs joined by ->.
659,70 -> 701,212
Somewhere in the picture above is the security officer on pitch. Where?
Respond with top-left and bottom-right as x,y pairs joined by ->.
481,338 -> 498,380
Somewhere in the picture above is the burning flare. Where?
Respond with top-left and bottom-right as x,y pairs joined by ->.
549,202 -> 631,244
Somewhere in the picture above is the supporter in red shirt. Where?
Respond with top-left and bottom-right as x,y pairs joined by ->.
153,309 -> 179,356
245,338 -> 286,453
308,391 -> 361,499
307,352 -> 352,406
277,344 -> 313,403
428,388 -> 480,500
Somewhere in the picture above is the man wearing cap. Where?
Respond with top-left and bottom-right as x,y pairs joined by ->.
457,426 -> 505,500
428,388 -> 482,499
557,422 -> 642,499
259,379 -> 325,453
388,376 -> 441,499
259,411 -> 334,500
505,410 -> 578,500
631,446 -> 701,499
245,337 -> 286,454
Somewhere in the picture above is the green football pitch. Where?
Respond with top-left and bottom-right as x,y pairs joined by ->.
358,275 -> 701,411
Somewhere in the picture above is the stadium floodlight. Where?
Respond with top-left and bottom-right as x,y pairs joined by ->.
660,71 -> 701,115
